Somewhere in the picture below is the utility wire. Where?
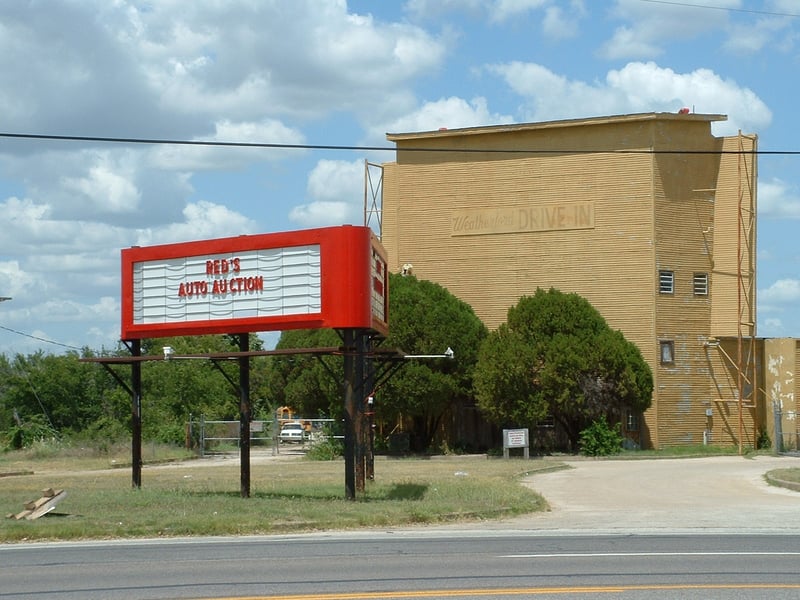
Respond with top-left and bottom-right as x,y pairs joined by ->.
0,131 -> 794,155
639,0 -> 800,19
0,324 -> 83,351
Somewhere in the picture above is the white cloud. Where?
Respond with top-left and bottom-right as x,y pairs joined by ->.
108,1 -> 446,122
61,164 -> 141,214
289,201 -> 354,228
491,0 -> 550,23
758,178 -> 800,219
602,0 -> 736,59
756,277 -> 799,339
404,0 -> 585,39
603,0 -> 798,59
724,17 -> 792,54
28,297 -> 117,325
135,200 -> 257,247
759,316 -> 784,338
305,160 -> 364,204
405,0 -> 490,20
148,119 -> 307,172
760,279 -> 800,303
381,96 -> 513,135
0,260 -> 39,301
289,160 -> 364,228
602,26 -> 662,59
0,296 -> 120,354
488,61 -> 772,135
0,196 -> 135,259
2,149 -> 189,228
542,4 -> 582,39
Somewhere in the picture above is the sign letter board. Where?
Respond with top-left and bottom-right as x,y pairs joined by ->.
121,225 -> 388,339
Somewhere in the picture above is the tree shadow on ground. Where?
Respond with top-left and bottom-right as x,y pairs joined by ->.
384,482 -> 427,500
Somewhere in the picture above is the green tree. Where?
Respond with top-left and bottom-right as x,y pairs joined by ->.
379,273 -> 487,451
260,328 -> 343,419
263,274 -> 488,452
138,335 -> 256,442
3,351 -> 98,433
0,334 -> 272,447
474,288 -> 652,449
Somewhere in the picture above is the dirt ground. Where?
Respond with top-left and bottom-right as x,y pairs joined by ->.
476,454 -> 800,533
202,450 -> 800,534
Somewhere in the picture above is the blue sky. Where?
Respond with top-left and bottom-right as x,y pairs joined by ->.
0,0 -> 798,355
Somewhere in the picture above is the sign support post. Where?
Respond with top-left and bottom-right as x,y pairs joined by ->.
131,339 -> 142,489
238,333 -> 251,498
343,329 -> 357,500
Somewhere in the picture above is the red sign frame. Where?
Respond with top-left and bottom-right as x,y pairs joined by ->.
120,225 -> 388,339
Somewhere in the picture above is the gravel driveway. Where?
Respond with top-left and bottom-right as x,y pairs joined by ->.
479,455 -> 800,534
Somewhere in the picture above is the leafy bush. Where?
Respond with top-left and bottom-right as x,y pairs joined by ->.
70,416 -> 130,454
579,416 -> 623,457
144,420 -> 187,446
4,415 -> 60,451
304,436 -> 343,461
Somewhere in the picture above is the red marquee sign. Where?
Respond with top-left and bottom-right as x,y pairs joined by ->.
120,225 -> 388,339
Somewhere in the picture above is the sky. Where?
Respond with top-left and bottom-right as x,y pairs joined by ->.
0,0 -> 799,356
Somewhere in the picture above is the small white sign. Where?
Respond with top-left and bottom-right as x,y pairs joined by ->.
503,428 -> 529,449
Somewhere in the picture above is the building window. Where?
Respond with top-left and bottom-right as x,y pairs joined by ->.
659,270 -> 674,294
626,411 -> 640,432
693,272 -> 709,296
659,340 -> 675,365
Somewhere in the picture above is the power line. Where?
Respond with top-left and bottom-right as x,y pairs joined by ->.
0,324 -> 83,352
0,131 -> 796,155
639,0 -> 800,19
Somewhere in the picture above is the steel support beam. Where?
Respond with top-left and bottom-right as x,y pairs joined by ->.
238,333 -> 251,498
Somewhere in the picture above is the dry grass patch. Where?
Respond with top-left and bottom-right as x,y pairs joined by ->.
1,452 -> 554,542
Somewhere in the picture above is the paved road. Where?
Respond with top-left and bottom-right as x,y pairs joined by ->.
3,531 -> 800,599
3,454 -> 800,599
467,454 -> 800,534
4,532 -> 800,599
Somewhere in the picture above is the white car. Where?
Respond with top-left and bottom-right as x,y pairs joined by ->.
279,422 -> 307,443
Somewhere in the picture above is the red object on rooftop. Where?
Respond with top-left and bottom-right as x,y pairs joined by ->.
678,107 -> 691,114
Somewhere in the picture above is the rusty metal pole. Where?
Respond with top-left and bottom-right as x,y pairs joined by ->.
131,339 -> 142,489
366,395 -> 375,481
239,333 -> 251,498
365,335 -> 376,482
343,329 -> 357,500
355,331 -> 368,493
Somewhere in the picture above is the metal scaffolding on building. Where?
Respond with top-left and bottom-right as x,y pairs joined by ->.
736,131 -> 759,453
364,160 -> 384,236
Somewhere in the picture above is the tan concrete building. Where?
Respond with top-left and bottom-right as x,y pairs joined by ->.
379,112 -> 799,450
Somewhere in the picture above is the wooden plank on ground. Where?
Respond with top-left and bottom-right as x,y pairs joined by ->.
7,489 -> 67,521
26,490 -> 67,520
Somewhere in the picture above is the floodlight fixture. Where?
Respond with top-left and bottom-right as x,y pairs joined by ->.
405,347 -> 454,360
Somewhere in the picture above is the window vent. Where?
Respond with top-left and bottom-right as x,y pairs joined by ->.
693,272 -> 709,296
659,270 -> 674,294
660,340 -> 675,365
